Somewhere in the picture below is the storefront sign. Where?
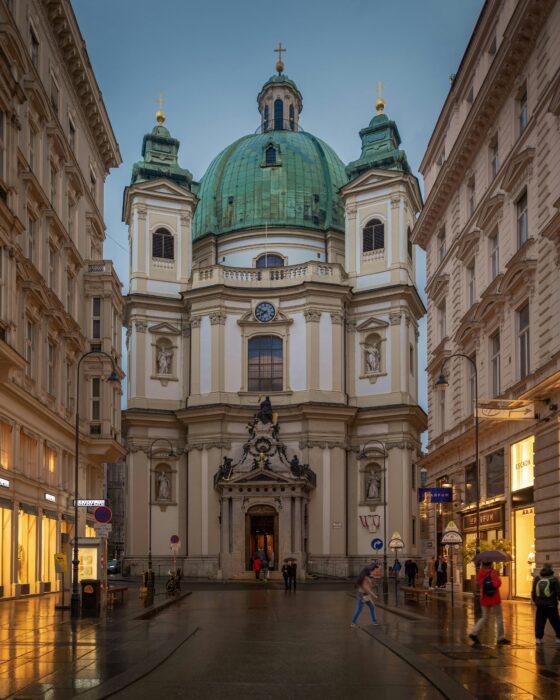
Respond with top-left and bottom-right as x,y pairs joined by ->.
511,436 -> 534,492
44,493 -> 56,503
418,487 -> 452,503
54,552 -> 67,573
0,477 -> 9,488
74,499 -> 106,507
462,506 -> 503,531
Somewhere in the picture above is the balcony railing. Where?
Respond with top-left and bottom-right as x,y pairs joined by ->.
192,261 -> 346,289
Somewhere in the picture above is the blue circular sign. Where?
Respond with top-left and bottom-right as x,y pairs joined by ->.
94,506 -> 112,524
371,538 -> 383,551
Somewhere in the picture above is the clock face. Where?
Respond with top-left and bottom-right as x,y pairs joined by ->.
255,302 -> 276,323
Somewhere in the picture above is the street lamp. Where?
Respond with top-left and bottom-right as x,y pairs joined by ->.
71,350 -> 120,619
359,439 -> 389,596
146,438 -> 176,600
435,353 -> 480,563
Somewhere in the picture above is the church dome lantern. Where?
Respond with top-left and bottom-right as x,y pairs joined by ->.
257,44 -> 303,132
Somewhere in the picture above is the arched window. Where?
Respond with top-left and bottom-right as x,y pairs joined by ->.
264,105 -> 269,131
289,104 -> 295,130
256,253 -> 284,268
152,228 -> 174,260
248,336 -> 283,391
274,98 -> 284,130
363,219 -> 384,253
265,145 -> 277,165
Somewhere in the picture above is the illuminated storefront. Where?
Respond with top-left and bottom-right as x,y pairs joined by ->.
462,506 -> 504,588
0,500 -> 12,597
511,436 -> 535,598
17,506 -> 38,595
41,512 -> 58,591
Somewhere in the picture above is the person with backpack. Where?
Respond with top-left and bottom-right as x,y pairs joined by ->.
351,565 -> 379,627
532,564 -> 560,645
469,560 -> 511,646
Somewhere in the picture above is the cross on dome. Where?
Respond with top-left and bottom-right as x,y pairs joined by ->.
274,42 -> 286,74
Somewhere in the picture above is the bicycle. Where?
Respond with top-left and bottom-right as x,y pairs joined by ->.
165,569 -> 181,595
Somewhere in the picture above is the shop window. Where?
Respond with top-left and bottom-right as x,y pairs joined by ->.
41,515 -> 57,585
514,507 -> 534,597
511,436 -> 534,492
0,506 -> 11,592
85,524 -> 97,539
248,335 -> 283,392
17,510 -> 37,585
0,422 -> 12,469
255,253 -> 284,268
152,228 -> 174,260
486,449 -> 504,498
363,219 -> 384,253
465,462 -> 477,504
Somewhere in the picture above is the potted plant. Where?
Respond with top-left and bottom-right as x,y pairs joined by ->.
462,538 -> 512,598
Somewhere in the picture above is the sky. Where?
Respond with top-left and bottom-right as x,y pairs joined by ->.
72,0 -> 484,420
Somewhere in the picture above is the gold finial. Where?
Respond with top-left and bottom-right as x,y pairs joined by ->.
155,93 -> 165,125
376,80 -> 385,114
274,42 -> 286,74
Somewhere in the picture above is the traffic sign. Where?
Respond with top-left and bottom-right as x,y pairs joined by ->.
93,523 -> 112,538
170,534 -> 180,544
371,538 -> 383,551
94,506 -> 112,524
74,499 -> 105,507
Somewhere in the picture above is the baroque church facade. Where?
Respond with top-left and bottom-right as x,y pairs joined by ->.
123,57 -> 426,578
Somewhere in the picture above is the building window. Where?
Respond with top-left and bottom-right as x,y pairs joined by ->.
409,343 -> 414,376
66,362 -> 73,408
50,74 -> 59,117
248,335 -> 283,392
256,253 -> 284,268
467,263 -> 475,307
486,449 -> 504,498
407,226 -> 413,260
29,124 -> 36,171
490,137 -> 499,178
516,190 -> 528,248
30,25 -> 39,68
67,199 -> 74,238
488,33 -> 497,57
466,85 -> 474,104
152,228 -> 174,260
66,273 -> 74,315
68,118 -> 76,151
91,377 -> 101,421
490,331 -> 500,398
50,165 -> 57,208
518,89 -> 528,134
90,168 -> 96,201
0,422 -> 12,469
48,244 -> 56,290
20,433 -> 37,477
518,303 -> 530,379
274,98 -> 283,130
437,228 -> 446,263
264,105 -> 269,130
25,320 -> 34,377
289,104 -> 295,130
363,219 -> 384,252
265,144 -> 277,165
27,213 -> 35,262
468,355 -> 476,415
92,297 -> 101,339
47,342 -> 56,394
0,111 -> 4,180
465,462 -> 477,504
44,446 -> 56,475
467,178 -> 475,217
489,231 -> 499,280
437,301 -> 446,342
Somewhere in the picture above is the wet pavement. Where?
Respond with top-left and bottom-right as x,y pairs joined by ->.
1,581 -> 559,699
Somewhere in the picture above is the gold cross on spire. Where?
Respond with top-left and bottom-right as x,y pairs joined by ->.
274,42 -> 286,73
155,93 -> 165,125
376,81 -> 385,114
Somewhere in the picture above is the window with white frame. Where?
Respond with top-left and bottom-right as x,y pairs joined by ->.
92,297 -> 101,339
490,331 -> 500,398
25,320 -> 34,377
437,228 -> 446,263
489,231 -> 499,280
437,301 -> 446,342
518,303 -> 530,379
516,190 -> 528,248
91,377 -> 101,421
489,136 -> 499,178
48,244 -> 56,290
47,341 -> 56,394
467,263 -> 476,307
518,88 -> 528,134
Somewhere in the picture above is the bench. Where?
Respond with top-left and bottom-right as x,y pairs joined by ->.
401,586 -> 433,602
107,586 -> 128,605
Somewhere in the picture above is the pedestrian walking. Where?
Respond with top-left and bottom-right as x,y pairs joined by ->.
469,560 -> 511,646
282,560 -> 290,590
532,564 -> 560,645
435,557 -> 447,588
262,559 -> 269,582
405,559 -> 418,587
287,558 -> 297,591
252,555 -> 262,581
428,556 -> 435,588
351,565 -> 379,627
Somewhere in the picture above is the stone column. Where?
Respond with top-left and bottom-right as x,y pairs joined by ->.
305,310 -> 321,391
190,317 -> 201,395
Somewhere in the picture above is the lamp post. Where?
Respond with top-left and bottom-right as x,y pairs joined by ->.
71,350 -> 120,619
146,438 -> 176,600
359,439 -> 389,596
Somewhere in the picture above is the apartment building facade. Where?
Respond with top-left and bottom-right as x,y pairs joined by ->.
0,0 -> 124,597
413,0 -> 560,597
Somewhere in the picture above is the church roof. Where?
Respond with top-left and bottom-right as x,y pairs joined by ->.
192,129 -> 348,240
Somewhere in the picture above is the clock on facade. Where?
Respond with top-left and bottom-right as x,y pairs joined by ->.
255,302 -> 276,322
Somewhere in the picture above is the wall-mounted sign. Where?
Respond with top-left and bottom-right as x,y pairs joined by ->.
44,493 -> 56,503
462,506 -> 503,532
74,499 -> 106,507
0,477 -> 9,488
418,487 -> 452,503
511,436 -> 534,492
332,522 -> 342,529
441,520 -> 463,544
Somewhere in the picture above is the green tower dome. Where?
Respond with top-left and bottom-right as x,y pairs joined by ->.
192,130 -> 348,240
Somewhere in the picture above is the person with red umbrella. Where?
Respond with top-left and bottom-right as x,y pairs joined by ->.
469,551 -> 511,646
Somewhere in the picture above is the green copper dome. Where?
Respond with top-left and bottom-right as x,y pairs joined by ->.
192,130 -> 347,240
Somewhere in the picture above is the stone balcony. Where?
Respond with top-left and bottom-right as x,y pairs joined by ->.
191,261 -> 347,289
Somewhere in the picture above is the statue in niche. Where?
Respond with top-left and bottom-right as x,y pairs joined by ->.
365,343 -> 381,374
257,396 -> 273,424
157,346 -> 173,374
219,456 -> 234,480
366,470 -> 382,500
157,471 -> 171,500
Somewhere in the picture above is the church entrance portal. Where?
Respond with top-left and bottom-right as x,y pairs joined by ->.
246,506 -> 278,571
